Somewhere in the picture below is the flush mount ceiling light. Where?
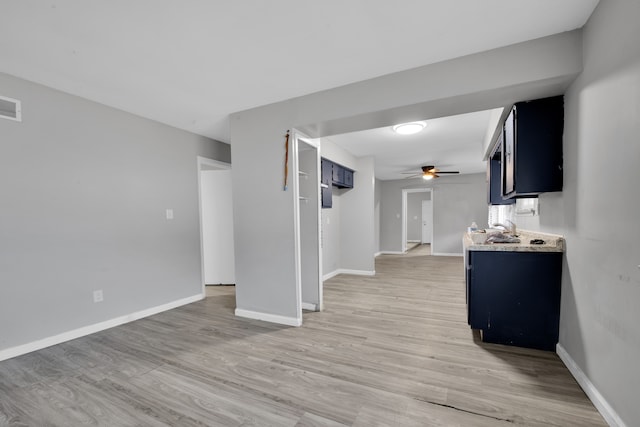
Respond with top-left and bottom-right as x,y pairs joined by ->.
392,121 -> 426,135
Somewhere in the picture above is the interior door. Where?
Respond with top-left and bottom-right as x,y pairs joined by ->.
421,199 -> 432,244
201,168 -> 235,284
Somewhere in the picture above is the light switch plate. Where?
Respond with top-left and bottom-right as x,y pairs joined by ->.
166,209 -> 174,220
93,290 -> 103,303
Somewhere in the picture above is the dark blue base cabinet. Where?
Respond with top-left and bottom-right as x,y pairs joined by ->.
467,251 -> 562,351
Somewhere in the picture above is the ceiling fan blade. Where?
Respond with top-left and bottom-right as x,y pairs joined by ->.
435,171 -> 459,174
403,174 -> 422,179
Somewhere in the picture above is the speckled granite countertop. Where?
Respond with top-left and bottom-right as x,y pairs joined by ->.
463,229 -> 565,253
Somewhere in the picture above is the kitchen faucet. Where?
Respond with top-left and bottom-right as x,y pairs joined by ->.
491,220 -> 517,235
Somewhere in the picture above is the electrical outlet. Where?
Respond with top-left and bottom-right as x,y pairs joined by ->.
93,290 -> 104,303
166,209 -> 174,220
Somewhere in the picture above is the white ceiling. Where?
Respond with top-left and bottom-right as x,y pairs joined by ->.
327,109 -> 501,180
1,1 -> 599,178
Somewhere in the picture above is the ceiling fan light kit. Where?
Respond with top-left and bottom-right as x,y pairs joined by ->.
402,165 -> 460,180
392,121 -> 426,135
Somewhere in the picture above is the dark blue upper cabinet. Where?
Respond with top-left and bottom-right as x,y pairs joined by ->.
320,158 -> 354,208
502,95 -> 564,198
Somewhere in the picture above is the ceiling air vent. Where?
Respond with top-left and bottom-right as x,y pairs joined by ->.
0,95 -> 21,122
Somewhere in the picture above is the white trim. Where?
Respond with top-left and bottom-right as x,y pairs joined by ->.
0,95 -> 22,122
377,251 -> 405,255
292,130 -> 323,314
235,308 -> 302,327
323,269 -> 375,281
301,302 -> 318,311
401,188 -> 433,253
374,251 -> 383,257
291,132 -> 303,323
340,269 -> 375,276
323,270 -> 342,281
407,239 -> 421,243
432,252 -> 463,257
0,294 -> 203,362
556,344 -> 626,427
197,156 -> 232,170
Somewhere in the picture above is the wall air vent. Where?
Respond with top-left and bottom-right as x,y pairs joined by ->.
0,95 -> 21,122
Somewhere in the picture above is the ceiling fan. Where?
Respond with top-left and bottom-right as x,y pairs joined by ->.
402,165 -> 460,180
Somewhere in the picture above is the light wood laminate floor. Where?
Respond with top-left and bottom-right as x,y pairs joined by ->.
0,245 -> 606,426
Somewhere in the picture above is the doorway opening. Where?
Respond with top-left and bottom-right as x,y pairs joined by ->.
401,188 -> 433,254
197,156 -> 234,297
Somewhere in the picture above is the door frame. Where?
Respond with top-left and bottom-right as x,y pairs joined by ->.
401,188 -> 433,253
421,199 -> 433,244
197,156 -> 232,297
291,130 -> 323,317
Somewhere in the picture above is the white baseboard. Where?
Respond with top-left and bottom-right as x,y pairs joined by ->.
374,251 -> 383,257
407,239 -> 421,243
235,308 -> 302,327
377,251 -> 405,255
323,269 -> 376,281
432,252 -> 463,257
340,269 -> 375,276
323,270 -> 341,281
0,293 -> 204,362
301,302 -> 318,311
556,344 -> 626,427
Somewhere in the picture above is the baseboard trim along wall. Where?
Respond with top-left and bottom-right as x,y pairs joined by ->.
323,269 -> 375,281
432,252 -> 464,257
556,344 -> 626,427
0,293 -> 205,363
377,251 -> 405,255
301,302 -> 318,311
235,308 -> 302,327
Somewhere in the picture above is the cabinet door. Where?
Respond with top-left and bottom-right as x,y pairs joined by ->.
332,164 -> 344,185
321,159 -> 333,208
503,109 -> 515,196
501,96 -> 564,198
343,169 -> 353,188
321,159 -> 333,184
489,159 -> 514,205
321,184 -> 332,208
468,251 -> 562,351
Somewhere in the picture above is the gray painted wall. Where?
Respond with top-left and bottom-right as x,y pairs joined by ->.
339,156 -> 375,273
320,141 -> 376,276
530,2 -> 640,424
407,192 -> 429,241
380,174 -> 487,255
321,194 -> 341,276
0,72 -> 230,353
374,178 -> 381,254
230,31 -> 582,322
